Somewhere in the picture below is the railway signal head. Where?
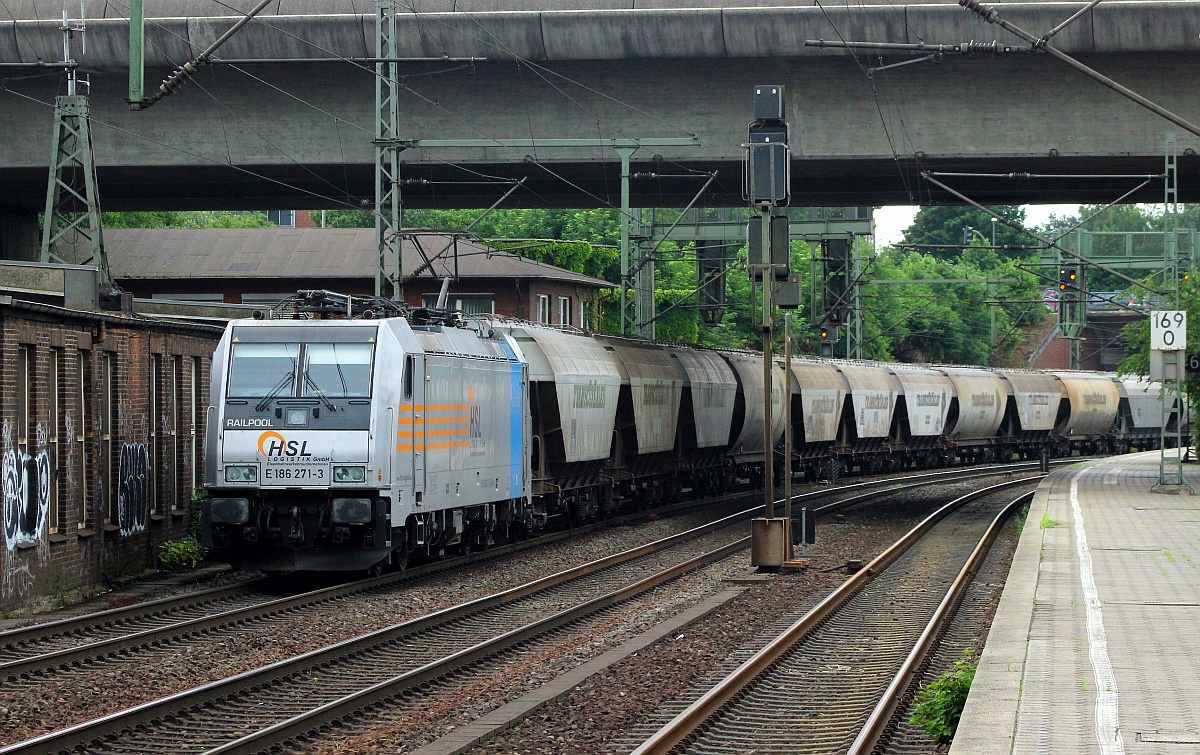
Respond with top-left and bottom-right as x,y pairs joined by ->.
1058,267 -> 1078,291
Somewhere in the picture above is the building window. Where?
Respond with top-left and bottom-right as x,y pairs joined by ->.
537,294 -> 550,324
421,294 -> 494,315
79,351 -> 90,528
150,354 -> 161,515
48,348 -> 60,533
171,355 -> 181,510
16,346 -> 31,465
559,296 -> 571,326
191,357 -> 200,498
103,353 -> 116,524
263,210 -> 295,227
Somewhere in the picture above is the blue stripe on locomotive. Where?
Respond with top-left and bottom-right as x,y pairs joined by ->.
498,340 -> 524,498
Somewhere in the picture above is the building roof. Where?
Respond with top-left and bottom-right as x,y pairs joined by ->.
101,228 -> 612,288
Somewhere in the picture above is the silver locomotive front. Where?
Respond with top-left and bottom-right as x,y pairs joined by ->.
202,320 -> 390,572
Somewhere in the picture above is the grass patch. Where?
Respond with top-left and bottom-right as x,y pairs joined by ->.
1015,502 -> 1031,534
1164,549 -> 1177,563
909,649 -> 977,744
1040,512 -> 1060,529
158,538 -> 206,572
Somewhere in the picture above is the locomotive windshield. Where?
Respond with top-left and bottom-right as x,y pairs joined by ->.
302,343 -> 373,398
227,343 -> 299,398
227,341 -> 375,400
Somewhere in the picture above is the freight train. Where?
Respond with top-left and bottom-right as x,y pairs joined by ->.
200,296 -> 1182,573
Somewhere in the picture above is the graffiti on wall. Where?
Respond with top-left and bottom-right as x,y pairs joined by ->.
2,422 -> 50,551
117,443 -> 149,536
2,419 -> 51,598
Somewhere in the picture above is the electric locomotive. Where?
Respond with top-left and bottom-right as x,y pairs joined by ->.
201,304 -> 532,573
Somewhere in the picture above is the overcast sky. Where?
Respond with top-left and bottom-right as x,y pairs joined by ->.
873,204 -> 1080,247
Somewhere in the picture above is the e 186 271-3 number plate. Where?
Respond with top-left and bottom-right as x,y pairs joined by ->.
263,465 -> 327,483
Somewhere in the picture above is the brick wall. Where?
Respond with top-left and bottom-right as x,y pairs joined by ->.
0,303 -> 220,614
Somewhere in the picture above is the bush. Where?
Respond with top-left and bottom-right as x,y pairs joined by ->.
158,538 -> 206,572
908,650 -> 977,743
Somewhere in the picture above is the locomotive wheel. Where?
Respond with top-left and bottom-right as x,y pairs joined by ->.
392,546 -> 409,572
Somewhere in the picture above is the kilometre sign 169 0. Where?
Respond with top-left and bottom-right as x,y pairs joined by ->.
1151,310 -> 1187,351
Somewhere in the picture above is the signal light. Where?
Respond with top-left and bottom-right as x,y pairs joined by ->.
1058,267 -> 1078,292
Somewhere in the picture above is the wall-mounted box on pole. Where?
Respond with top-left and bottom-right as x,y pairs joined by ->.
748,214 -> 790,281
746,85 -> 790,206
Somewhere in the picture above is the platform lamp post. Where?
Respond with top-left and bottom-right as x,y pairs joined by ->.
746,85 -> 792,570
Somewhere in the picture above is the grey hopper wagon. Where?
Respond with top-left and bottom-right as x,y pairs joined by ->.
1052,372 -> 1120,453
887,365 -> 954,460
602,337 -> 686,502
720,350 -> 787,467
995,371 -> 1064,457
831,362 -> 897,466
492,323 -> 622,520
1114,379 -> 1173,452
669,346 -> 739,498
938,367 -> 1007,462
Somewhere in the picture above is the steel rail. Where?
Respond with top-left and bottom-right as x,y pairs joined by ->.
847,490 -> 1035,755
0,486 -> 770,671
0,579 -> 262,646
0,502 -> 765,755
628,476 -> 1040,755
0,465 -> 1049,754
205,538 -> 748,755
0,490 -> 760,682
0,456 -> 1065,681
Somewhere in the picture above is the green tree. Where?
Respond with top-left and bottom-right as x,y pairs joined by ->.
102,211 -> 272,228
900,205 -> 1033,259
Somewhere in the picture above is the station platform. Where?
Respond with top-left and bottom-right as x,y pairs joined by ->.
952,451 -> 1200,754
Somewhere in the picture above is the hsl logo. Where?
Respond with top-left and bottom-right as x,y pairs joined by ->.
257,431 -> 312,457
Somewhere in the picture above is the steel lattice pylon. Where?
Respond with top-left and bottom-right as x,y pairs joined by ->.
41,94 -> 111,289
375,0 -> 402,300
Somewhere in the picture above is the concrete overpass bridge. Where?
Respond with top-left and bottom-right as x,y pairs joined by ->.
1,0 -> 1199,222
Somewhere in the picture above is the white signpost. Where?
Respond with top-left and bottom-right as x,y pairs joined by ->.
1151,310 -> 1187,351
1150,310 -> 1190,493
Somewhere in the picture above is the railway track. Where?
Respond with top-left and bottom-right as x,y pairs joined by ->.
0,466 -> 1046,755
0,460 -> 1053,685
628,478 -> 1036,755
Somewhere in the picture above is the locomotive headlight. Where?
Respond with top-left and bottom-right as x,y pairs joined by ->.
331,497 -> 373,524
209,498 -> 250,523
333,465 -> 367,483
224,465 -> 258,483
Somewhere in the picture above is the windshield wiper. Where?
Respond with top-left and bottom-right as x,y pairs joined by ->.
302,371 -> 338,412
254,370 -> 295,412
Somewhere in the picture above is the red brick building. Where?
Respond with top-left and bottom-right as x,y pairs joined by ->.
0,298 -> 220,614
104,228 -> 612,328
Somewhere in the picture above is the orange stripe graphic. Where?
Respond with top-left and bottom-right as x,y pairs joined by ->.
425,403 -> 468,411
397,417 -> 425,425
425,428 -> 468,437
395,440 -> 471,452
